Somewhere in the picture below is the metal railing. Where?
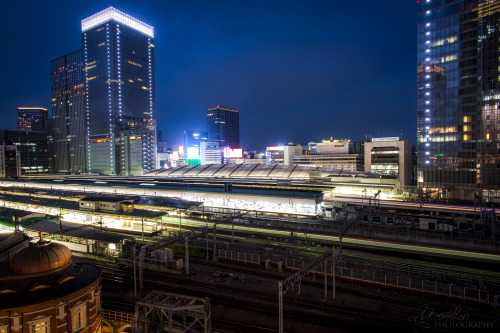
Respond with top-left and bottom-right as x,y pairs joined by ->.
102,309 -> 135,323
216,249 -> 491,303
217,249 -> 260,265
339,267 -> 489,303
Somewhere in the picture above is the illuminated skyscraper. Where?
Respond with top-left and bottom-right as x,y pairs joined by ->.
51,50 -> 86,174
82,7 -> 156,175
17,107 -> 48,132
207,106 -> 239,148
417,0 -> 500,202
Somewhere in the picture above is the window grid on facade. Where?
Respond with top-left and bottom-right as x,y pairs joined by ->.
72,302 -> 87,332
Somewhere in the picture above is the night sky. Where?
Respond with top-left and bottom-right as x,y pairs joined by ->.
0,0 -> 417,151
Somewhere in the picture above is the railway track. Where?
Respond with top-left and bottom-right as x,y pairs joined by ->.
86,254 -> 499,332
154,221 -> 500,289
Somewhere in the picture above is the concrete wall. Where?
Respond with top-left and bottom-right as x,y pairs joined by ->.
283,145 -> 302,166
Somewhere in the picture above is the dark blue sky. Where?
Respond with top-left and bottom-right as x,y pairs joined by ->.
0,0 -> 417,151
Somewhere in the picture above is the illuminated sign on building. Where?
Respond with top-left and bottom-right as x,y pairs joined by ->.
178,146 -> 184,156
266,146 -> 284,152
224,148 -> 243,158
187,147 -> 199,160
372,137 -> 400,142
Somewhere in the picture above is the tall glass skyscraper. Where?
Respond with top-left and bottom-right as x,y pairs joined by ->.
207,106 -> 240,148
51,49 -> 86,174
82,7 -> 156,175
417,0 -> 500,202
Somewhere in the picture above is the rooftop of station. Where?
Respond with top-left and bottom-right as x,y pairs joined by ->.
145,163 -> 396,180
2,177 -> 324,200
0,191 -> 167,219
80,195 -> 134,203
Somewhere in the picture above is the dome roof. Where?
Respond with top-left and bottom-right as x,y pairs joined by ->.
10,234 -> 72,275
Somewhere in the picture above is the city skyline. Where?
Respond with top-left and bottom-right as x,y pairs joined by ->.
0,0 -> 416,151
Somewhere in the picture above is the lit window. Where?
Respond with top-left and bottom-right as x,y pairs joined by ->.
29,317 -> 50,333
72,302 -> 87,332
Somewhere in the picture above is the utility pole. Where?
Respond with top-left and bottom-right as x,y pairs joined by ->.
324,255 -> 327,298
278,248 -> 333,333
419,187 -> 423,213
332,246 -> 336,298
212,224 -> 217,262
184,236 -> 189,275
179,209 -> 182,231
231,215 -> 234,244
133,250 -> 137,296
141,217 -> 144,242
58,195 -> 62,233
278,281 -> 283,333
206,223 -> 209,261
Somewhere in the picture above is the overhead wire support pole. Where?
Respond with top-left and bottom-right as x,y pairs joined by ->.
212,223 -> 217,262
324,246 -> 327,298
278,247 -> 334,333
278,281 -> 283,333
133,249 -> 137,296
184,236 -> 189,275
231,216 -> 234,244
206,223 -> 209,261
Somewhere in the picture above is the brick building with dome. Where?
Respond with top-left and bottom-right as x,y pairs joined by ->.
0,233 -> 102,332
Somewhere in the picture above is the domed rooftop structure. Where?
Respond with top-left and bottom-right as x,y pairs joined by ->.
9,232 -> 72,274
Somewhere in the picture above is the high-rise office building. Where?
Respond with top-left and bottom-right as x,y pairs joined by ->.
0,130 -> 48,174
82,7 -> 156,175
417,0 -> 500,202
207,106 -> 239,148
17,107 -> 48,132
0,145 -> 20,178
51,49 -> 86,174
